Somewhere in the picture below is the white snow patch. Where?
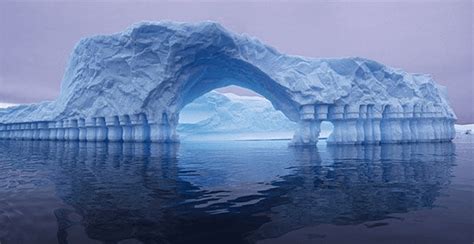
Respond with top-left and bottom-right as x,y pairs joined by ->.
0,102 -> 18,109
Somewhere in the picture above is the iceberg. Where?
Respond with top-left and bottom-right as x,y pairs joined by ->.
0,21 -> 456,145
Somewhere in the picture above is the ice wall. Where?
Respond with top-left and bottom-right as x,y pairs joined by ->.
0,21 -> 456,145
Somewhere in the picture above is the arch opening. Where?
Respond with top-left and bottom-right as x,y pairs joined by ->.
319,121 -> 334,141
177,86 -> 297,141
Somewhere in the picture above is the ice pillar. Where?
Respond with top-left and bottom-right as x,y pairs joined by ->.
78,119 -> 87,141
343,104 -> 359,144
131,114 -> 150,142
381,105 -> 403,143
401,105 -> 413,143
95,117 -> 108,142
370,105 -> 383,144
291,104 -> 320,146
31,122 -> 40,140
49,122 -> 57,140
17,124 -> 25,140
357,105 -> 366,144
38,122 -> 50,140
106,116 -> 122,142
85,118 -> 97,141
150,112 -> 180,143
0,124 -> 5,139
68,119 -> 80,141
119,115 -> 133,142
63,120 -> 71,140
56,121 -> 65,140
327,105 -> 344,144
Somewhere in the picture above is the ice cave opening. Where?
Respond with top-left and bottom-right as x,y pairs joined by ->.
178,85 -> 295,141
177,85 -> 334,142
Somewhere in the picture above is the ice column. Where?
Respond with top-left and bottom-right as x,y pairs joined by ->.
357,105 -> 366,144
433,105 -> 447,141
2,124 -> 7,139
22,123 -> 30,140
2,125 -> 8,139
315,104 -> 329,121
17,124 -> 24,140
131,114 -> 150,142
0,124 -> 5,139
151,112 -> 179,143
371,105 -> 383,144
68,119 -> 80,141
423,104 -> 436,142
11,124 -> 17,139
31,122 -> 39,140
56,121 -> 65,140
291,104 -> 320,146
3,125 -> 10,139
95,117 -> 108,142
106,116 -> 122,142
401,105 -> 413,143
381,105 -> 403,143
447,117 -> 456,141
49,122 -> 57,140
4,124 -> 9,139
416,104 -> 434,142
63,120 -> 71,140
8,124 -> 15,139
14,124 -> 20,140
85,118 -> 97,141
327,105 -> 344,144
20,124 -> 27,140
1,124 -> 8,139
6,125 -> 13,139
342,104 -> 359,144
78,119 -> 86,141
38,122 -> 50,140
364,105 -> 374,144
410,104 -> 421,142
22,124 -> 28,140
168,113 -> 180,143
149,115 -> 163,143
3,124 -> 9,139
441,107 -> 456,142
119,115 -> 133,142
12,124 -> 18,139
423,108 -> 436,142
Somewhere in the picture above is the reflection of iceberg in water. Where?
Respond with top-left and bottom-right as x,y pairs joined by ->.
251,143 -> 455,241
0,141 -> 455,243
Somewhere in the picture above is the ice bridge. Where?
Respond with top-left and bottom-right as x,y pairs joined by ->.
0,21 -> 456,145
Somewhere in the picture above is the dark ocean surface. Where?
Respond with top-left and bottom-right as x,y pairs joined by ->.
0,139 -> 472,244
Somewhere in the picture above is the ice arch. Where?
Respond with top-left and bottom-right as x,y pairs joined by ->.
0,21 -> 456,145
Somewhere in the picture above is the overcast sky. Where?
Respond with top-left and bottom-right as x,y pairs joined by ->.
0,0 -> 472,122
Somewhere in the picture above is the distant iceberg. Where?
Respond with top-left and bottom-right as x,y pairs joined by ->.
177,91 -> 334,141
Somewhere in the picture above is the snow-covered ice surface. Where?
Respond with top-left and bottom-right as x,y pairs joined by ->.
0,21 -> 457,145
0,103 -> 18,109
0,21 -> 455,123
454,124 -> 474,143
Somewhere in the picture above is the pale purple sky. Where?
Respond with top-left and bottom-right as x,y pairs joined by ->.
0,1 -> 472,123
